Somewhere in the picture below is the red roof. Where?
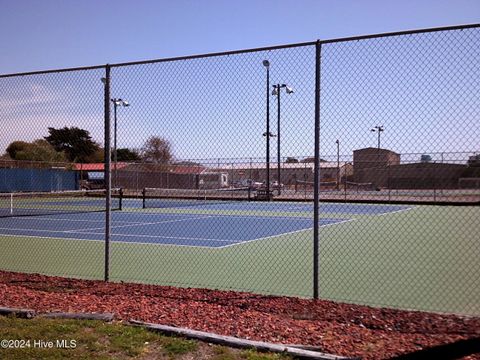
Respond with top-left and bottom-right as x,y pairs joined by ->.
170,165 -> 205,174
73,163 -> 129,171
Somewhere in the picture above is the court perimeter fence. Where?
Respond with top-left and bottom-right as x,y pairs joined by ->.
1,24 -> 479,316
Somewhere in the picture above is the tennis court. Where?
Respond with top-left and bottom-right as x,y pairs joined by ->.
1,190 -> 479,315
0,189 -> 415,248
0,191 -> 411,248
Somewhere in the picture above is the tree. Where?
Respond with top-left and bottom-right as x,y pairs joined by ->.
141,136 -> 173,164
115,148 -> 141,162
467,154 -> 480,167
420,154 -> 432,163
44,127 -> 100,162
84,148 -> 105,163
5,141 -> 30,159
4,139 -> 66,162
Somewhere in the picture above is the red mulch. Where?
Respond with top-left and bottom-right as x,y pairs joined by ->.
0,271 -> 479,359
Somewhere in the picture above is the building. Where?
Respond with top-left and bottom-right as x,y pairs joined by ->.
353,148 -> 468,189
207,161 -> 353,188
354,148 -> 400,187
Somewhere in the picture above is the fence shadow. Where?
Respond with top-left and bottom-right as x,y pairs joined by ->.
388,337 -> 480,360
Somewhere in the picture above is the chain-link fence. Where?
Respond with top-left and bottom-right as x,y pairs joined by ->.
0,24 -> 478,315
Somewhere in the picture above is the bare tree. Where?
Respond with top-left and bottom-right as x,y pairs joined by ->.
141,136 -> 173,164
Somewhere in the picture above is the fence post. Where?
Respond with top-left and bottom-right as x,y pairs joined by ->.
103,64 -> 112,282
313,40 -> 322,299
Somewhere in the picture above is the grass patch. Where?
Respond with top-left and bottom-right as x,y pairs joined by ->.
161,336 -> 198,356
0,316 -> 291,359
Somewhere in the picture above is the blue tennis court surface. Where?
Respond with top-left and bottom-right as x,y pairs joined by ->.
0,211 -> 346,248
127,198 -> 411,215
0,202 -> 411,248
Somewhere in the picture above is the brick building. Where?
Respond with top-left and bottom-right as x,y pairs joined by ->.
353,148 -> 467,189
353,148 -> 400,187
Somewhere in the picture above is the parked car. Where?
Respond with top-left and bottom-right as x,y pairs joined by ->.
80,171 -> 105,190
239,179 -> 263,189
271,181 -> 284,190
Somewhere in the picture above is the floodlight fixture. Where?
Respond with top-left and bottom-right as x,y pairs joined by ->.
371,125 -> 385,150
271,83 -> 294,195
263,132 -> 276,137
111,98 -> 131,187
112,98 -> 129,107
272,84 -> 294,95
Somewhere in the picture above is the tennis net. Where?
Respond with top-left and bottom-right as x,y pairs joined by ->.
0,189 -> 123,218
142,187 -> 252,209
295,180 -> 338,191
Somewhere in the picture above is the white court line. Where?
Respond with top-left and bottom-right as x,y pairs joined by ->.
4,216 -> 141,224
0,226 -> 234,244
65,214 -> 216,233
216,218 -> 355,249
70,212 -> 316,233
0,227 -> 83,235
117,210 -> 314,221
70,230 -> 239,243
0,217 -> 353,250
376,206 -> 416,217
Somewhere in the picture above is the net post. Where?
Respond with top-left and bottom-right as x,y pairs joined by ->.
313,40 -> 322,300
103,64 -> 111,282
142,188 -> 146,209
118,188 -> 123,211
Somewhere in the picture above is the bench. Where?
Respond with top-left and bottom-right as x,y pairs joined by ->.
255,189 -> 274,201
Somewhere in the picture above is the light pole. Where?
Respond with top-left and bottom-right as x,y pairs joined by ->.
335,139 -> 340,190
111,98 -> 130,188
370,125 -> 384,150
262,60 -> 271,198
272,84 -> 294,195
371,125 -> 384,175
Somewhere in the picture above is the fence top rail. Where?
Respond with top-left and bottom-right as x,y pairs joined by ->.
319,23 -> 480,44
0,41 -> 316,78
0,64 -> 106,79
1,23 -> 478,78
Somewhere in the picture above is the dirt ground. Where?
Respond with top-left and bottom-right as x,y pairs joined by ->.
0,271 -> 479,359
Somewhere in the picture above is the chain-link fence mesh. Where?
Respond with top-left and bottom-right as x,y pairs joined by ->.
0,67 -> 110,280
108,45 -> 316,295
0,25 -> 478,315
318,27 -> 479,314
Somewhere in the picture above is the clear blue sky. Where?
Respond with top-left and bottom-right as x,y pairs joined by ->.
0,1 -> 479,162
1,0 -> 479,74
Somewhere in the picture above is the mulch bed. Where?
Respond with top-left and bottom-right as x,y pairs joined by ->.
0,270 -> 479,359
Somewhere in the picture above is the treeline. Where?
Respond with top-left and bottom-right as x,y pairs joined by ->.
2,127 -> 173,164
